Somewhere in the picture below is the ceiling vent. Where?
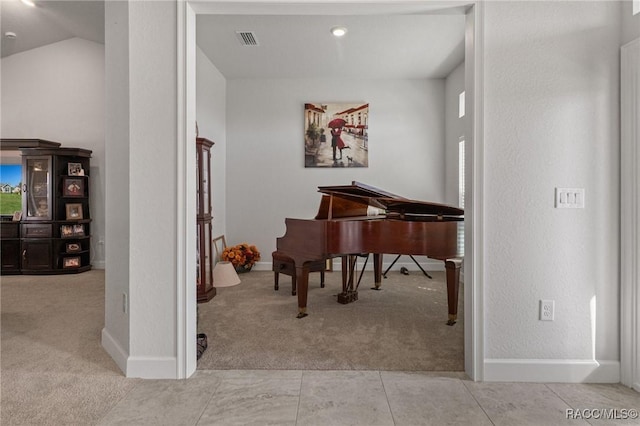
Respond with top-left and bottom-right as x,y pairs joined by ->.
235,31 -> 259,46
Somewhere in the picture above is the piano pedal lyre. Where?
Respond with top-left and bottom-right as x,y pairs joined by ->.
337,254 -> 364,304
337,291 -> 358,304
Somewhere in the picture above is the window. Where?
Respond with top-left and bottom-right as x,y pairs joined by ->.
458,138 -> 465,255
0,160 -> 22,216
458,139 -> 465,209
634,0 -> 639,15
459,91 -> 466,118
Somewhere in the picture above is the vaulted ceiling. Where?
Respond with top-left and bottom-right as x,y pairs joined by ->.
1,0 -> 104,58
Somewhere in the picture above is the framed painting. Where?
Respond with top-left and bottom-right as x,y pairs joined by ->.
63,256 -> 81,268
60,225 -> 74,237
304,102 -> 369,168
212,235 -> 227,263
65,203 -> 83,220
66,242 -> 82,253
67,162 -> 84,176
72,224 -> 85,236
63,177 -> 84,197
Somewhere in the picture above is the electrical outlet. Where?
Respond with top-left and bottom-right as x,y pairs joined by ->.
540,299 -> 554,321
122,293 -> 128,314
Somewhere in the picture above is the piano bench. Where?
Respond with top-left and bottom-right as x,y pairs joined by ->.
272,251 -> 325,296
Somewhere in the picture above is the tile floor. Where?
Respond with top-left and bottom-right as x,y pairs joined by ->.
97,370 -> 640,426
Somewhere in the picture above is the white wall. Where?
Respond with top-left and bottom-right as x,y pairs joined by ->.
622,0 -> 640,45
445,61 -> 465,206
128,0 -> 180,378
103,0 -> 188,379
103,0 -> 131,372
196,46 -> 226,241
127,0 -> 182,378
482,1 -> 621,381
620,36 -> 640,392
225,78 -> 446,265
1,37 -> 106,268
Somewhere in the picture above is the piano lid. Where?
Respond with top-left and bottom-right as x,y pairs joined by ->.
379,198 -> 464,217
318,181 -> 405,199
317,181 -> 406,210
317,181 -> 463,218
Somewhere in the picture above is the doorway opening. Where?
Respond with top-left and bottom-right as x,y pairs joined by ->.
178,1 -> 484,380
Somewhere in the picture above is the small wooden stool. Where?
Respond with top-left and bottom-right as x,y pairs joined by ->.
272,251 -> 325,296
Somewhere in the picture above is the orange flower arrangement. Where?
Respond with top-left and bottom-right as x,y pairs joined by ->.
221,243 -> 261,271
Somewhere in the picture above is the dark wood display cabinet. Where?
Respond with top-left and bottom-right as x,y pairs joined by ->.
0,142 -> 92,275
0,221 -> 21,274
196,137 -> 216,303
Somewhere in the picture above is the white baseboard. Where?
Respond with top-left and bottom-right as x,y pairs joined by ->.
126,356 -> 179,379
92,260 -> 105,270
102,327 -> 179,379
101,327 -> 127,375
484,359 -> 620,383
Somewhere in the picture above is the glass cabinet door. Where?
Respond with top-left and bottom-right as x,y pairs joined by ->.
196,138 -> 215,303
203,222 -> 212,286
23,157 -> 52,220
202,148 -> 210,216
196,138 -> 213,218
196,149 -> 201,214
197,220 -> 215,302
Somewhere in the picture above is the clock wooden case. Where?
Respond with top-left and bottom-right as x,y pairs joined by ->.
196,137 -> 216,302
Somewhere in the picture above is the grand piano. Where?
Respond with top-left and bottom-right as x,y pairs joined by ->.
276,181 -> 464,324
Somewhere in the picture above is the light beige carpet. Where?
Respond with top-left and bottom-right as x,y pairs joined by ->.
197,269 -> 464,371
1,271 -> 138,425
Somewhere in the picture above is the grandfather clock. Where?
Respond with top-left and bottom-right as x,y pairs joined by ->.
196,137 -> 215,303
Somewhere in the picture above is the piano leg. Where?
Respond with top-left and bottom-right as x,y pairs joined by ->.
296,265 -> 310,318
341,255 -> 348,289
372,254 -> 383,290
445,258 -> 462,326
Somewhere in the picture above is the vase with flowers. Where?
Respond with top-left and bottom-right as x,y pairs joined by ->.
221,243 -> 261,273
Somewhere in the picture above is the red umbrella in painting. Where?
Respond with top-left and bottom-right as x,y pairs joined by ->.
328,118 -> 346,128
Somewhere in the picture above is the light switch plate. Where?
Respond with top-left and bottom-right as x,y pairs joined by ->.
555,188 -> 585,208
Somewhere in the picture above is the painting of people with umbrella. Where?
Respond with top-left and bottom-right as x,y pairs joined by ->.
328,118 -> 349,161
304,102 -> 369,168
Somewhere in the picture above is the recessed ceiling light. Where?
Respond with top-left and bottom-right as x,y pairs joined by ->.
20,0 -> 36,7
330,27 -> 347,37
